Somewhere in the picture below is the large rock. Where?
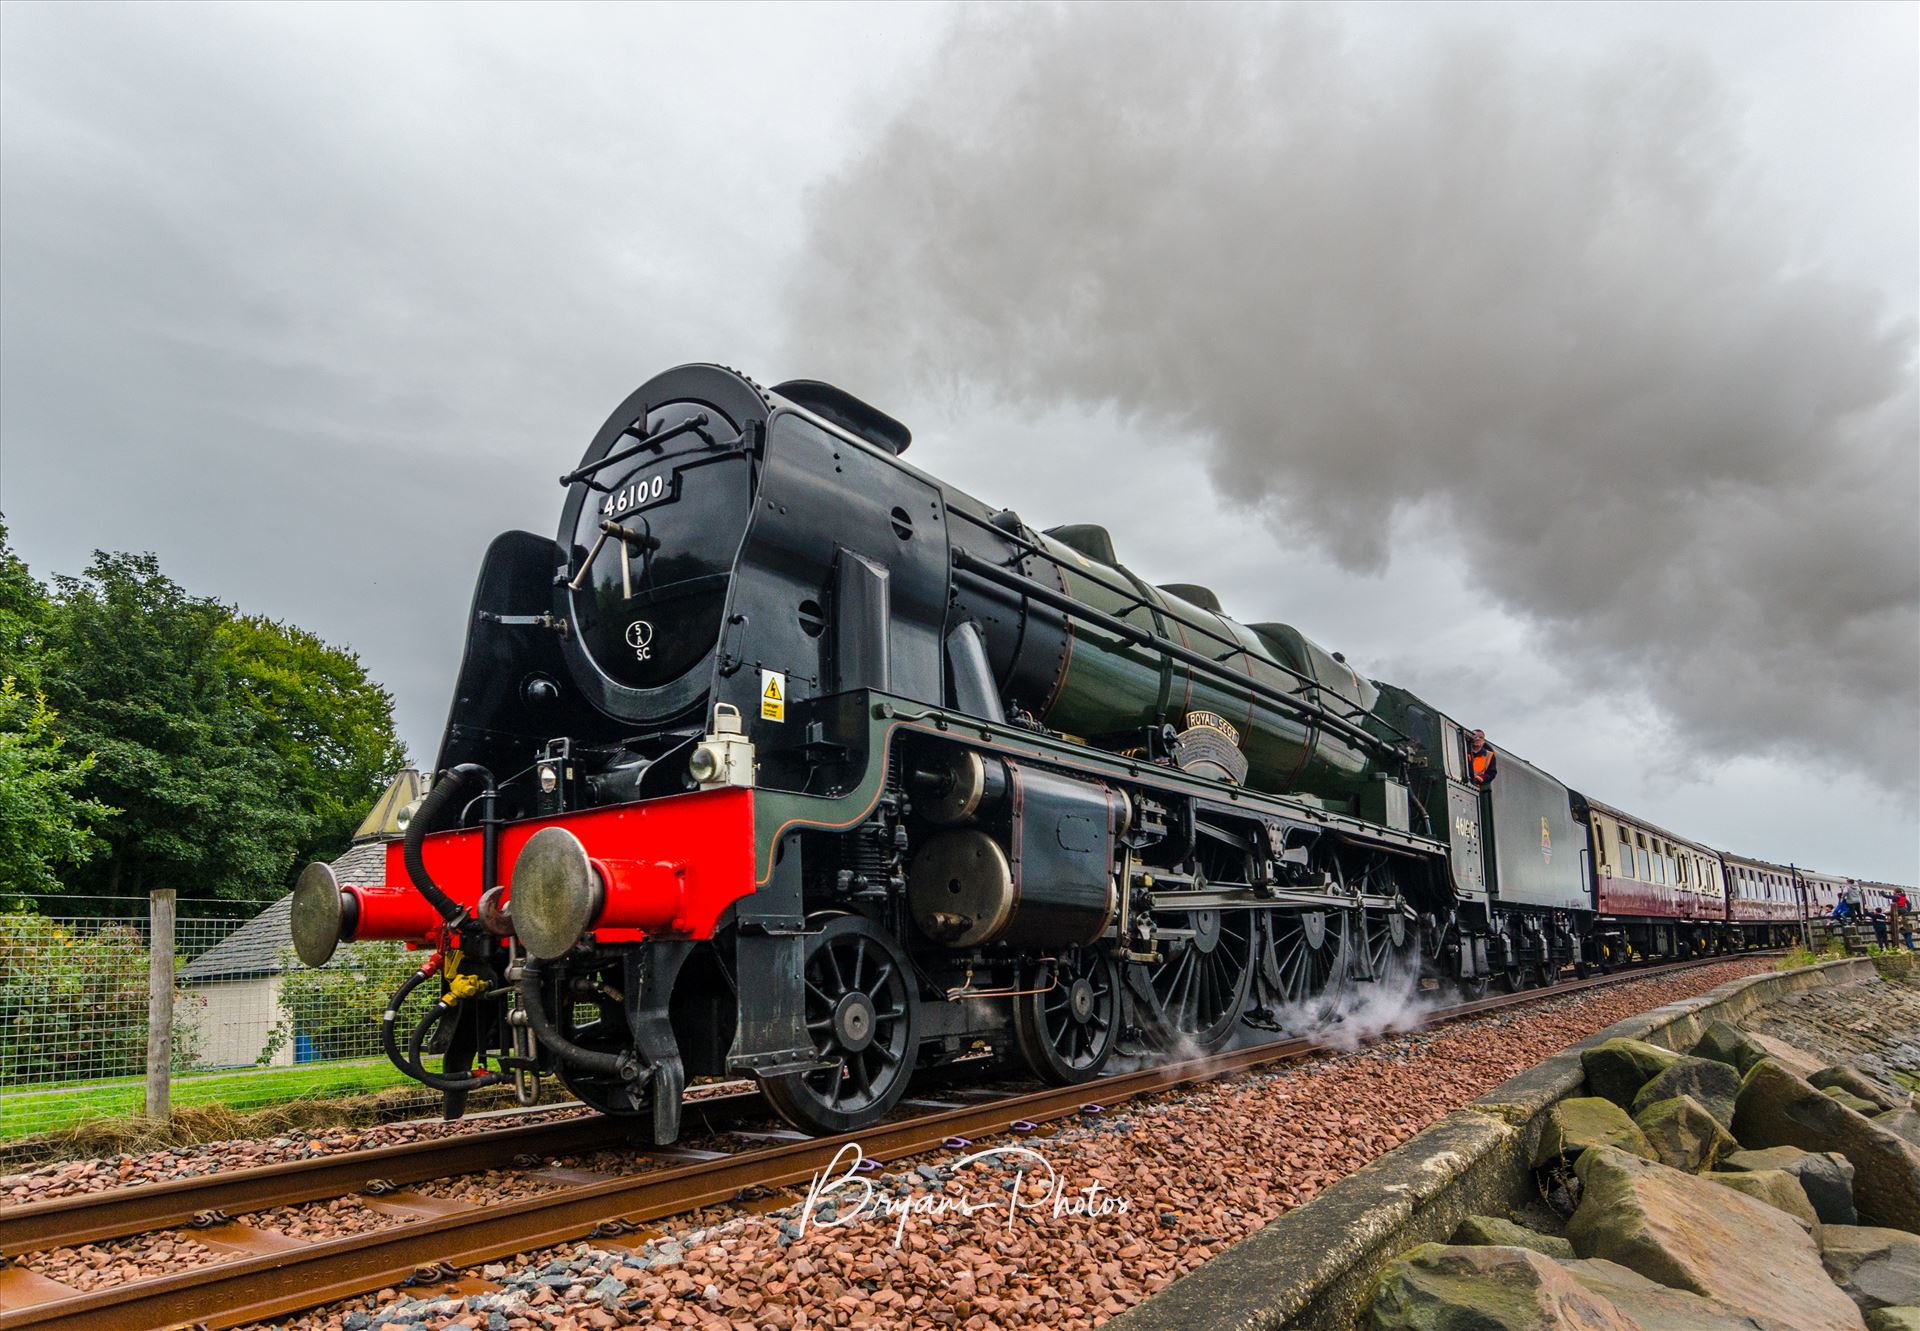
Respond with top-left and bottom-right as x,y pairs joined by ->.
1533,1097 -> 1655,1168
1454,1216 -> 1576,1259
1559,1257 -> 1789,1331
1565,1146 -> 1864,1331
1723,1146 -> 1858,1225
1832,1088 -> 1890,1114
1705,1168 -> 1820,1232
1865,1310 -> 1920,1331
1368,1243 -> 1638,1330
1820,1226 -> 1920,1312
1633,1057 -> 1743,1128
1636,1095 -> 1739,1172
1735,1059 -> 1920,1232
1741,1031 -> 1832,1081
1691,1020 -> 1770,1074
1815,1067 -> 1910,1114
1876,1108 -> 1920,1148
1583,1039 -> 1683,1108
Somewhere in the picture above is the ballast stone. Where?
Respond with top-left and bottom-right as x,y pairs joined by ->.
1819,1226 -> 1920,1313
1865,1310 -> 1920,1331
1634,1095 -> 1738,1173
1631,1057 -> 1742,1129
1722,1145 -> 1858,1225
1367,1243 -> 1637,1331
1564,1146 -> 1864,1331
1532,1098 -> 1654,1168
1734,1059 -> 1920,1232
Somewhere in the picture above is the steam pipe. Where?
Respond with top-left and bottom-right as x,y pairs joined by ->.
404,763 -> 495,925
517,958 -> 643,1082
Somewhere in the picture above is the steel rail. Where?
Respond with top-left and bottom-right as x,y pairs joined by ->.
0,1095 -> 750,1257
0,952 -> 1772,1331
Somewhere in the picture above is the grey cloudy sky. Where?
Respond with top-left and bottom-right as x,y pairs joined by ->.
2,2 -> 1914,881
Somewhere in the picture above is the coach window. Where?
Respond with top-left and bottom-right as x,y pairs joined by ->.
1594,821 -> 1610,871
1618,827 -> 1634,877
1635,834 -> 1651,881
1650,841 -> 1665,885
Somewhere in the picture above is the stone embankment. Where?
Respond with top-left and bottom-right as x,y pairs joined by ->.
1368,1013 -> 1920,1331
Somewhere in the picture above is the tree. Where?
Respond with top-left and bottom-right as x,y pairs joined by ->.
217,614 -> 407,866
9,537 -> 408,907
39,552 -> 306,902
0,524 -> 114,900
0,680 -> 114,900
0,520 -> 47,684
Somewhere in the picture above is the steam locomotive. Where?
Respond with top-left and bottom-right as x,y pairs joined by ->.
288,364 -> 1898,1143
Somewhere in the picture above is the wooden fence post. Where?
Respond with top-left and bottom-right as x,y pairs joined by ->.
146,889 -> 175,1123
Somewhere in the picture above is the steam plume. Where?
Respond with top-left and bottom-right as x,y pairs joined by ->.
786,5 -> 1919,793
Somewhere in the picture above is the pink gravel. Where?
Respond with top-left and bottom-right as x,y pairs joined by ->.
2,1080 -> 760,1206
410,1168 -> 564,1205
248,1195 -> 418,1241
23,1228 -> 230,1291
264,956 -> 1775,1331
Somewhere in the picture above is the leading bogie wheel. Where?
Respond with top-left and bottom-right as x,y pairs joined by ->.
1013,944 -> 1121,1085
760,914 -> 919,1135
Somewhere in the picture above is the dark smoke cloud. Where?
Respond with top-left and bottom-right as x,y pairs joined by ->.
786,5 -> 1919,794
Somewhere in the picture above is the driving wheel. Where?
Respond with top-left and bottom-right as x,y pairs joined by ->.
1137,907 -> 1255,1054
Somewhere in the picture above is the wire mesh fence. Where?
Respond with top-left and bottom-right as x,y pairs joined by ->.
0,896 -> 439,1145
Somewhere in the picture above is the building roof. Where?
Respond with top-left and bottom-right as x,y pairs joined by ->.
181,894 -> 297,982
353,768 -> 424,841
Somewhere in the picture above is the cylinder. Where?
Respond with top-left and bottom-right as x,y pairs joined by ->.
906,762 -> 1120,948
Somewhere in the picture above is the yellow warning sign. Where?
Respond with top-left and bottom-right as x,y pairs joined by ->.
759,669 -> 785,722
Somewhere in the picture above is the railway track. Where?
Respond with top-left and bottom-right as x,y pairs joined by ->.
0,953 -> 1776,1331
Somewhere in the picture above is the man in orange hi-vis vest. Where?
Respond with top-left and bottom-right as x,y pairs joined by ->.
1466,729 -> 1498,787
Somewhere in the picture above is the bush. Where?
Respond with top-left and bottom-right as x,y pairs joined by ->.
0,914 -> 200,1085
264,942 -> 418,1063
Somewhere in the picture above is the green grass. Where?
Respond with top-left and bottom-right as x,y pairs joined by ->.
1774,944 -> 1847,971
0,1058 -> 418,1141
